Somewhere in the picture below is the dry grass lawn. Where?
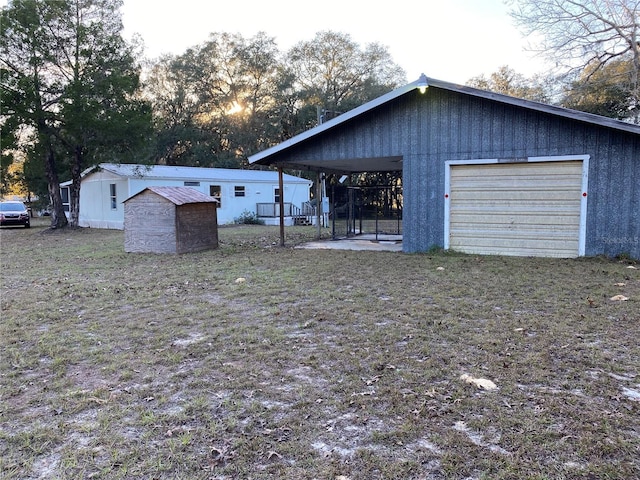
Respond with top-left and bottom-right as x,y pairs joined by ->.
1,219 -> 639,479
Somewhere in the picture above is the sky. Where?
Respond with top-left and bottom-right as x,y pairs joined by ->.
120,0 -> 549,85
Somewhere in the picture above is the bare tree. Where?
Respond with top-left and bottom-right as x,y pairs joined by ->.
508,0 -> 640,119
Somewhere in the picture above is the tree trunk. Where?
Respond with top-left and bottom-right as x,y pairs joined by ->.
43,144 -> 68,229
69,176 -> 81,228
68,147 -> 83,228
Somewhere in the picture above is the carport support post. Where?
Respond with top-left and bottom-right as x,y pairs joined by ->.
278,166 -> 285,247
316,171 -> 322,239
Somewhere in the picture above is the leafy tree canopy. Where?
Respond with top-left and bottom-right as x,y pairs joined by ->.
1,0 -> 152,226
144,31 -> 407,167
467,65 -> 550,102
286,31 -> 406,116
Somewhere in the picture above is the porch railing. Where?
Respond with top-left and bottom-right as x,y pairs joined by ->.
256,202 -> 316,218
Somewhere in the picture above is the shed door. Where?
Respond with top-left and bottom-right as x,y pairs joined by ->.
448,160 -> 585,258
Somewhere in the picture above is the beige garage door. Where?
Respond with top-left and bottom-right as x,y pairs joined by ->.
448,161 -> 584,257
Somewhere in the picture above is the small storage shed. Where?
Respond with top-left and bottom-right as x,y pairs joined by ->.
124,186 -> 218,254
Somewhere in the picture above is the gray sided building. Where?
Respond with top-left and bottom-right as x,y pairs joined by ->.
249,76 -> 640,259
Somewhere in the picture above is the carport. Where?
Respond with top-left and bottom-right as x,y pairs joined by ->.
249,74 -> 640,259
248,76 -> 428,248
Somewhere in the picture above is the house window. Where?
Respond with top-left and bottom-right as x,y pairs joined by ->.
274,188 -> 281,203
184,181 -> 200,187
234,186 -> 245,197
109,183 -> 117,210
61,187 -> 70,212
210,185 -> 221,208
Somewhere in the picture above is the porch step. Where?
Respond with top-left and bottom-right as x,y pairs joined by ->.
294,217 -> 312,226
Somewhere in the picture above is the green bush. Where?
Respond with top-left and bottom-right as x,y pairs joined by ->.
233,210 -> 265,225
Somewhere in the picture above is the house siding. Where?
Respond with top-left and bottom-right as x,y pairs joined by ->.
124,178 -> 282,225
67,164 -> 312,229
78,171 -> 128,229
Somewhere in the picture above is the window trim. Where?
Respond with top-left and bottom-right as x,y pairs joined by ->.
210,184 -> 221,208
109,183 -> 117,210
61,187 -> 70,212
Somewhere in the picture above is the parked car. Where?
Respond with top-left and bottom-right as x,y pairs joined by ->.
0,201 -> 31,228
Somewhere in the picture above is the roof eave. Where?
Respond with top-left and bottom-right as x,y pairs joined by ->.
248,77 -> 423,165
429,77 -> 640,135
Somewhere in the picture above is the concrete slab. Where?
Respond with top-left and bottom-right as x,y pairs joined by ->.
296,234 -> 403,252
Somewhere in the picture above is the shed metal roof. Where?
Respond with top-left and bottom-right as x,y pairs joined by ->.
248,74 -> 640,171
124,186 -> 219,205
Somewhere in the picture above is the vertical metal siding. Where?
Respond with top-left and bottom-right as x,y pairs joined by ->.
267,89 -> 640,258
402,92 -> 639,258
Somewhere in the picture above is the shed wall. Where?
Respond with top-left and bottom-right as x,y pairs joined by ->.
400,91 -> 640,259
175,204 -> 218,253
124,192 -> 177,253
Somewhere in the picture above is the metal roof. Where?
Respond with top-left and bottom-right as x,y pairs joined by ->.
72,163 -> 312,184
124,186 -> 219,205
248,74 -> 640,169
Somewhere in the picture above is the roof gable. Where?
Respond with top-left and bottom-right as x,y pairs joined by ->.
248,74 -> 640,168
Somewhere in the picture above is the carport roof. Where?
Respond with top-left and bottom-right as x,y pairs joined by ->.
248,74 -> 640,173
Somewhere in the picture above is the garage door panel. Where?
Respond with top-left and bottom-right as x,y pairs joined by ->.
451,176 -> 583,187
448,243 -> 578,258
448,160 -> 584,258
450,238 -> 579,251
450,212 -> 581,226
450,226 -> 581,240
451,190 -> 581,203
451,161 -> 582,176
449,231 -> 579,258
452,204 -> 581,213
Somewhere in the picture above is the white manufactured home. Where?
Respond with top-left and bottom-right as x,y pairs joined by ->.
61,163 -> 313,229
